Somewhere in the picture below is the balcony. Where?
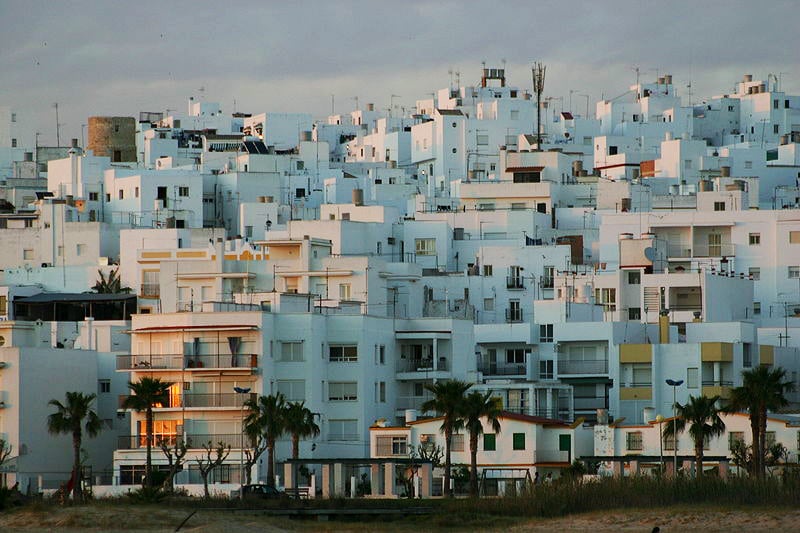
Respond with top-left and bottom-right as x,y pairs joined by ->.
620,383 -> 653,401
506,276 -> 525,290
505,308 -> 524,323
395,396 -> 433,411
701,380 -> 734,399
477,362 -> 527,376
140,283 -> 160,298
396,357 -> 449,373
534,450 -> 570,463
117,353 -> 258,371
666,243 -> 735,259
117,433 -> 242,450
539,277 -> 554,289
118,392 -> 256,410
557,359 -> 608,375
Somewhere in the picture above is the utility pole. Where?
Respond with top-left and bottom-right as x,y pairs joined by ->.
53,103 -> 61,147
532,62 -> 546,145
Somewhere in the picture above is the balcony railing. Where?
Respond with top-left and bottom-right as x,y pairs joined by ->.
117,433 -> 242,450
503,406 -> 571,420
557,359 -> 608,375
395,396 -> 433,411
667,243 -> 735,258
622,381 -> 653,387
506,276 -> 525,290
573,396 -> 609,410
477,362 -> 527,376
534,450 -> 570,463
396,357 -> 449,373
117,353 -> 258,371
118,392 -> 256,409
702,380 -> 734,387
505,308 -> 524,323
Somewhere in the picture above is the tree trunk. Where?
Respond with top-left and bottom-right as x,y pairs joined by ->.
145,407 -> 153,487
201,471 -> 210,498
444,427 -> 452,497
267,438 -> 275,488
72,430 -> 82,502
695,439 -> 704,478
469,433 -> 479,497
749,411 -> 760,476
292,434 -> 300,460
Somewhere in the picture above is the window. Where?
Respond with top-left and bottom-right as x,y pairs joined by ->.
539,324 -> 554,343
714,201 -> 725,211
506,348 -> 525,364
135,187 -> 139,198
296,161 -> 305,171
339,283 -> 351,300
749,233 -> 761,245
627,271 -> 641,285
11,113 -> 16,122
512,433 -> 526,450
329,345 -> 358,362
378,345 -> 386,364
754,302 -> 761,315
76,244 -> 85,256
749,267 -> 760,280
728,432 -> 745,450
664,433 -> 676,451
415,238 -> 436,256
484,298 -> 494,311
377,381 -> 386,402
484,433 -> 497,451
451,434 -> 465,452
328,381 -> 357,401
626,431 -> 643,451
628,307 -> 641,320
329,419 -> 358,441
790,231 -> 800,244
774,124 -> 780,134
539,360 -> 554,380
477,134 -> 489,146
594,288 -> 617,311
684,159 -> 692,170
11,138 -> 17,148
98,379 -> 111,394
376,436 -> 408,456
744,161 -> 753,170
89,192 -> 99,201
137,419 -> 178,447
278,341 -> 304,362
118,189 -> 124,200
57,246 -> 63,258
788,266 -> 800,279
21,248 -> 33,260
687,367 -> 699,389
483,265 -> 493,276
276,380 -> 305,401
774,99 -> 780,109
420,434 -> 436,451
743,343 -> 752,368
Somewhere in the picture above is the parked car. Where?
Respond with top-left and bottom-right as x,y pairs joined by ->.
237,484 -> 287,499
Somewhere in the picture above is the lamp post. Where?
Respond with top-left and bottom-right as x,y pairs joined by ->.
655,414 -> 664,474
665,379 -> 684,475
233,386 -> 251,498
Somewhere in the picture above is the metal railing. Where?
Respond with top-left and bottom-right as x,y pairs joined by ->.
666,243 -> 735,258
557,359 -> 608,375
118,392 -> 255,409
117,353 -> 258,370
506,276 -> 525,289
117,433 -> 241,450
396,357 -> 449,373
395,396 -> 433,411
534,450 -> 570,463
140,283 -> 160,298
702,380 -> 734,387
477,362 -> 527,376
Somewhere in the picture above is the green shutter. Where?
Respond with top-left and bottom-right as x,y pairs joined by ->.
483,433 -> 496,451
559,434 -> 571,452
512,433 -> 525,450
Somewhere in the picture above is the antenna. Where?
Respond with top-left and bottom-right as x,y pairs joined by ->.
532,62 -> 546,144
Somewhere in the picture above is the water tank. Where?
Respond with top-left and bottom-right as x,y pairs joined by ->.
572,160 -> 583,176
743,74 -> 753,82
352,188 -> 364,206
367,103 -> 374,112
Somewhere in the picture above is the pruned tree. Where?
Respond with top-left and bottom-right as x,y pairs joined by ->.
0,439 -> 13,488
121,377 -> 173,488
195,441 -> 231,499
159,438 -> 188,492
242,432 -> 268,486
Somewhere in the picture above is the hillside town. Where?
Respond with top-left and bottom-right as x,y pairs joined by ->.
1,66 -> 800,498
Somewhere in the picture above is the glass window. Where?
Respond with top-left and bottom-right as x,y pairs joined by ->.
687,367 -> 699,389
278,341 -> 304,362
539,324 -> 554,342
415,238 -> 436,256
276,380 -> 305,401
329,345 -> 358,362
339,283 -> 351,300
749,267 -> 760,280
626,431 -> 643,451
376,436 -> 408,456
328,382 -> 357,401
627,271 -> 641,285
98,379 -> 111,394
749,233 -> 761,245
328,419 -> 358,441
539,360 -> 554,380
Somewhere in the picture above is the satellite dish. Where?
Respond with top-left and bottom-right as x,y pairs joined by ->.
643,247 -> 657,261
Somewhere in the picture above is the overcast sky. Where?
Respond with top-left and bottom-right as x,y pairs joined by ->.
1,0 -> 798,147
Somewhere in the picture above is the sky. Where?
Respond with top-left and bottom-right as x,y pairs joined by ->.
1,0 -> 798,147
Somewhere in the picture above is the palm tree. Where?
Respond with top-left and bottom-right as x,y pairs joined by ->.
244,393 -> 287,487
283,401 -> 320,459
421,379 -> 472,497
92,268 -> 131,294
121,377 -> 173,487
47,392 -> 102,501
727,366 -> 794,476
462,391 -> 502,497
665,395 -> 725,477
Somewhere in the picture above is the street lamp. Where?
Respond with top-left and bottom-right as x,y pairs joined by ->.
665,379 -> 684,475
233,386 -> 251,498
655,414 -> 664,474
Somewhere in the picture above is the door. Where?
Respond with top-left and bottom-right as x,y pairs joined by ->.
707,233 -> 721,257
